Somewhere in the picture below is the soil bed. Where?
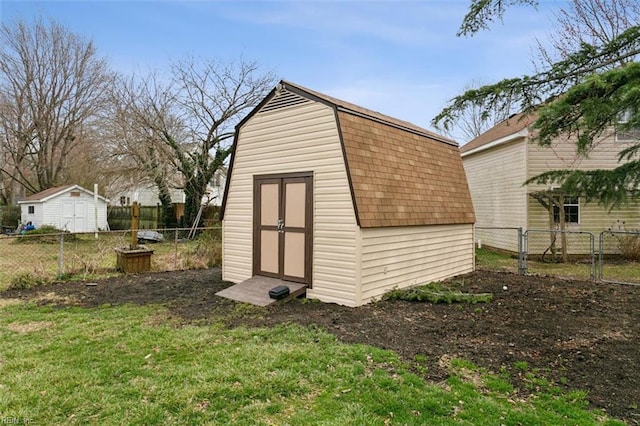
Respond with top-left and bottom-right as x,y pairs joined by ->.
3,268 -> 639,424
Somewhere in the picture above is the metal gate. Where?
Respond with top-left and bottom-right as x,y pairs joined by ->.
523,230 -> 596,280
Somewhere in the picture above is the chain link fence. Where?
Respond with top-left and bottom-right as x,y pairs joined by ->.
0,226 -> 221,290
475,227 -> 639,285
524,230 -> 595,281
3,224 -> 638,290
475,227 -> 524,274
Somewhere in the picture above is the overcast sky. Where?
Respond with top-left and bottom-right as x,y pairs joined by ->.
1,0 -> 563,142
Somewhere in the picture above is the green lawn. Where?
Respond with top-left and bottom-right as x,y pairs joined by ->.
0,302 -> 623,425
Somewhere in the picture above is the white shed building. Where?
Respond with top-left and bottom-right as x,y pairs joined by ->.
220,81 -> 476,307
18,185 -> 109,233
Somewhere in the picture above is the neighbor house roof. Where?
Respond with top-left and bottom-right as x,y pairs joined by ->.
460,112 -> 536,156
18,184 -> 109,203
222,80 -> 475,227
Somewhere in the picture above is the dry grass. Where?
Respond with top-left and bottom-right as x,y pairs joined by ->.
476,248 -> 640,284
616,233 -> 640,261
0,228 -> 222,291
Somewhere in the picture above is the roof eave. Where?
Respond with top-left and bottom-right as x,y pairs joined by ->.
461,128 -> 530,157
18,184 -> 110,204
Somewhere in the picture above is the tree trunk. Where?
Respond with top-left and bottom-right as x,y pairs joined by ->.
154,178 -> 175,229
558,197 -> 568,263
183,178 -> 206,229
548,195 -> 557,260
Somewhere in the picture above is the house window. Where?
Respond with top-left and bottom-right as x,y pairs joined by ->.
616,110 -> 640,142
553,196 -> 579,224
120,196 -> 126,206
28,206 -> 35,214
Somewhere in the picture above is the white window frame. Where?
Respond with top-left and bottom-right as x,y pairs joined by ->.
553,196 -> 580,224
616,110 -> 640,142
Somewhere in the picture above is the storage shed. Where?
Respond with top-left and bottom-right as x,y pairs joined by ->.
220,81 -> 475,307
18,185 -> 109,233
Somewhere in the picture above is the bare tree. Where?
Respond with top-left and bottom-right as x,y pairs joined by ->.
103,73 -> 183,228
138,57 -> 276,227
0,17 -> 113,196
438,80 -> 516,144
534,0 -> 640,67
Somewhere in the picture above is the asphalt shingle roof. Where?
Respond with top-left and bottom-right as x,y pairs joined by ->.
283,81 -> 475,227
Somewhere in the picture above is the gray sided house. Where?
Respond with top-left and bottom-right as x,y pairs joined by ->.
18,185 -> 109,233
220,81 -> 476,307
461,113 -> 640,254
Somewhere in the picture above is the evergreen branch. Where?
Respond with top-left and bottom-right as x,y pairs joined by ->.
533,61 -> 640,148
433,26 -> 640,131
618,143 -> 640,161
525,161 -> 640,208
458,0 -> 538,36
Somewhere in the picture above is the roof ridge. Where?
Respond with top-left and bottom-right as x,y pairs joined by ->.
280,80 -> 457,146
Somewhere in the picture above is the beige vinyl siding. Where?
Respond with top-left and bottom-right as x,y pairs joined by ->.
222,101 -> 359,306
526,133 -> 640,253
358,224 -> 474,304
462,139 -> 527,251
526,131 -> 631,180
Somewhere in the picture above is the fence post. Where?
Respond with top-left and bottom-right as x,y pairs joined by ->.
517,227 -> 526,275
589,232 -> 596,281
174,228 -> 178,270
598,231 -> 604,282
57,233 -> 64,278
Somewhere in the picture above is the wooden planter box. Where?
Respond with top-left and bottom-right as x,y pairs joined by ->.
114,247 -> 154,273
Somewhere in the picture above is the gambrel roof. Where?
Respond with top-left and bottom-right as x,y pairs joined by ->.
222,80 -> 475,227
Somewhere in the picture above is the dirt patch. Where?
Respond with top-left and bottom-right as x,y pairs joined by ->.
2,268 -> 639,424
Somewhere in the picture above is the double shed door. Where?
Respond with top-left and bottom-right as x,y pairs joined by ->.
62,200 -> 86,233
254,173 -> 312,285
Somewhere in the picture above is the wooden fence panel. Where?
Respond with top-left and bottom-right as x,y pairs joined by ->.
108,206 -> 160,230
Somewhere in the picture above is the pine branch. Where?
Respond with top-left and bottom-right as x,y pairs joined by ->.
458,0 -> 538,36
525,160 -> 640,207
433,26 -> 640,131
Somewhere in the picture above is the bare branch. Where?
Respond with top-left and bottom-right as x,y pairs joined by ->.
0,17 -> 113,197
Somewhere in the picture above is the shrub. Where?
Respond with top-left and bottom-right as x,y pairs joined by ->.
15,225 -> 75,244
9,273 -> 50,290
0,205 -> 20,229
617,233 -> 640,261
610,220 -> 640,261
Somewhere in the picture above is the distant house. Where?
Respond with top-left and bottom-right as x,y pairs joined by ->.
17,185 -> 109,233
110,180 -> 185,207
221,80 -> 475,307
111,168 -> 227,207
461,113 -> 640,253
